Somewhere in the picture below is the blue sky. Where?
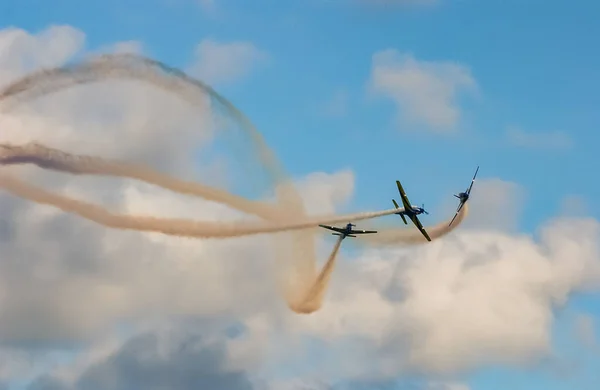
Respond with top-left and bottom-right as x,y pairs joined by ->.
1,0 -> 600,389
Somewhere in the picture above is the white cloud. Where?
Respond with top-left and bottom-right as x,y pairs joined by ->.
189,38 -> 268,85
505,126 -> 574,150
369,49 -> 477,131
0,25 -> 85,82
273,215 -> 600,379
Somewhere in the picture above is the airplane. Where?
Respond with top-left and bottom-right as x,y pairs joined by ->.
392,180 -> 432,242
318,222 -> 377,240
449,166 -> 479,227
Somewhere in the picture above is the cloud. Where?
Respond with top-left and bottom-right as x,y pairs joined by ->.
0,25 -> 85,82
505,126 -> 574,150
369,49 -> 477,131
272,215 -> 600,379
189,39 -> 268,85
27,327 -> 256,390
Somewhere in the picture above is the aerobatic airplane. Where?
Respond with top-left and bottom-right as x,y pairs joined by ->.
318,223 -> 377,240
449,166 -> 479,227
392,180 -> 432,242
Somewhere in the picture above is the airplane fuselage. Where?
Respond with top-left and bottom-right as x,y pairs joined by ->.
456,192 -> 469,202
396,205 -> 426,216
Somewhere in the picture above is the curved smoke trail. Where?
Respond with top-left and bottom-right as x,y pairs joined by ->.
0,54 -> 468,312
0,53 -> 319,304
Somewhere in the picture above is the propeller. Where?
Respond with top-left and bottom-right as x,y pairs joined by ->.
422,203 -> 429,215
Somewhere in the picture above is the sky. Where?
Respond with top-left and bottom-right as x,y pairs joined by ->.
0,0 -> 599,389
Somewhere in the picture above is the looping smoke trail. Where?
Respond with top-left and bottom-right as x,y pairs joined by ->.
0,53 -> 469,313
0,52 -> 317,301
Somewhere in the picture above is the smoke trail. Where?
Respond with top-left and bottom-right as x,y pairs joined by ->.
0,52 -> 318,291
291,236 -> 344,313
0,53 -> 321,309
0,169 -> 404,238
0,54 -> 469,313
0,142 -> 284,221
0,140 -> 468,312
0,142 -> 467,241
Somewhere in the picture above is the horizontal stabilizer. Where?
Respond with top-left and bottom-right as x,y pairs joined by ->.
392,199 -> 400,209
400,214 -> 407,224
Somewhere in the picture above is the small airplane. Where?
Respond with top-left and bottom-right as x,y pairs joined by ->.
392,180 -> 432,242
318,222 -> 377,240
449,166 -> 479,227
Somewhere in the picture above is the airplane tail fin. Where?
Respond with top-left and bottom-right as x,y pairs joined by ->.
392,199 -> 400,209
400,214 -> 407,225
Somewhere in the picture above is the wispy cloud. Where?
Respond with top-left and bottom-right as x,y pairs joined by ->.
369,49 -> 477,132
188,38 -> 269,85
505,126 -> 574,150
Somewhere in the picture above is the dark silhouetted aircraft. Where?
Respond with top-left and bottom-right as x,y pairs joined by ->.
449,166 -> 479,227
318,222 -> 377,240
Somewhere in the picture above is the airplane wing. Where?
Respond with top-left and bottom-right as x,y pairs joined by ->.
349,229 -> 377,234
318,224 -> 345,233
409,214 -> 432,241
392,199 -> 408,224
396,180 -> 413,211
466,166 -> 479,195
448,201 -> 465,227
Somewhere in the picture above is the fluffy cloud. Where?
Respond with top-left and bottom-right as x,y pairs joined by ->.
272,216 -> 600,379
0,25 -> 85,82
369,49 -> 477,131
505,126 -> 574,150
27,327 -> 256,390
189,39 -> 268,85
0,23 -> 287,381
